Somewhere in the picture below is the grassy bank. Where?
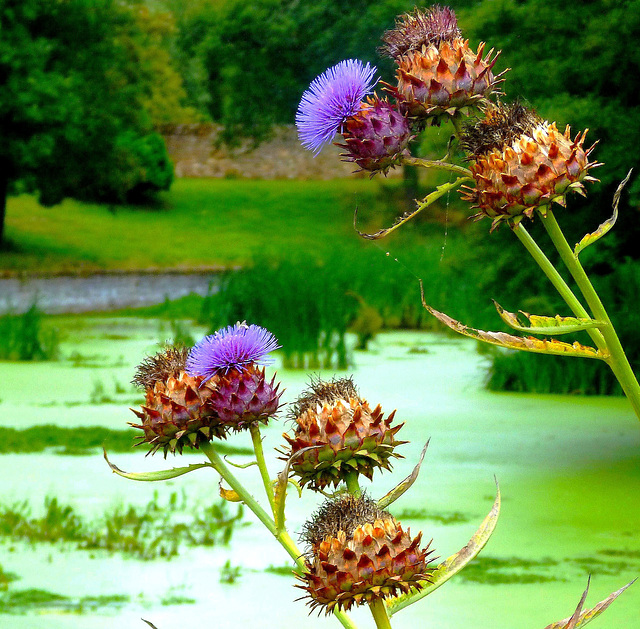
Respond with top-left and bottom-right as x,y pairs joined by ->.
2,178 -> 425,274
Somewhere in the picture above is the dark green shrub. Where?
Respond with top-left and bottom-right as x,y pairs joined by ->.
202,255 -> 357,369
0,305 -> 59,361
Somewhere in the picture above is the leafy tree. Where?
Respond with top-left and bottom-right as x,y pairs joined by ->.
119,4 -> 202,125
0,0 -> 176,247
176,0 -> 423,143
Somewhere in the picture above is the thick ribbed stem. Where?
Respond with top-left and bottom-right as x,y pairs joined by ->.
200,441 -> 277,534
512,222 -> 606,350
200,441 -> 360,629
540,210 -> 640,421
249,424 -> 275,512
370,597 -> 393,629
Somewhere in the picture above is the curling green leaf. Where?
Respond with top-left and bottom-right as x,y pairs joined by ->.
543,578 -> 635,629
104,449 -> 212,481
224,457 -> 258,469
387,482 -> 501,616
377,441 -> 429,509
355,177 -> 470,240
574,169 -> 631,257
493,301 -> 605,335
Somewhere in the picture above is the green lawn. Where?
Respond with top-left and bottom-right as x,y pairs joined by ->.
2,178 -> 412,274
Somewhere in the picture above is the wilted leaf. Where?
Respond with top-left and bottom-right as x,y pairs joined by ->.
355,177 -> 470,240
387,482 -> 501,616
420,289 -> 606,360
542,578 -> 635,629
219,479 -> 242,502
104,449 -> 212,481
377,441 -> 429,510
493,301 -> 605,335
574,169 -> 631,257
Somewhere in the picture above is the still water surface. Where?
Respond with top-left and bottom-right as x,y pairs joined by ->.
0,325 -> 638,628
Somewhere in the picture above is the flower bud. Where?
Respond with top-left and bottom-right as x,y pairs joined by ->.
337,96 -> 412,175
297,494 -> 436,614
460,102 -> 600,229
282,377 -> 405,490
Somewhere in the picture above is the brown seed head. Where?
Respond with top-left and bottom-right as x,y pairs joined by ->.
132,346 -> 190,390
301,493 -> 391,551
381,5 -> 461,60
288,376 -> 359,421
461,101 -> 541,157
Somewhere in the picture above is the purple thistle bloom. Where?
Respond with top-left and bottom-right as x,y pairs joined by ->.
296,59 -> 377,155
186,322 -> 281,382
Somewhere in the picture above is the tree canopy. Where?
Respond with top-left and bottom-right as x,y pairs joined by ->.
0,0 -> 181,246
171,0 -> 639,253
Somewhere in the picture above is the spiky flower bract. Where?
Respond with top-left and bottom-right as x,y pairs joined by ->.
336,96 -> 412,174
297,493 -> 436,614
382,5 -> 505,122
282,376 -> 405,490
130,345 -> 224,457
460,102 -> 601,229
380,5 -> 461,60
186,322 -> 280,383
296,59 -> 377,155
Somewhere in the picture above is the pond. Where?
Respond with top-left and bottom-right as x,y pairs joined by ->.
0,320 -> 638,628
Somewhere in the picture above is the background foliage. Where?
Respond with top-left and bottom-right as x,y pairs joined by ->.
2,0 -> 640,394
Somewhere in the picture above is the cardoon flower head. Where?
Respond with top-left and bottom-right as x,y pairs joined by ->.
460,102 -> 601,229
129,345 -> 224,457
187,323 -> 283,432
381,5 -> 461,60
282,376 -> 405,490
296,59 -> 377,155
186,322 -> 280,382
297,493 -> 436,614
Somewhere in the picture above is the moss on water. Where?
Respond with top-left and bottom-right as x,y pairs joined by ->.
0,588 -> 129,614
457,556 -> 562,585
0,425 -> 252,456
393,508 -> 474,524
265,564 -> 297,576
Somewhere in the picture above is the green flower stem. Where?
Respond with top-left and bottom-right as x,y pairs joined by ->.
401,156 -> 471,177
201,441 -> 277,535
370,597 -> 393,629
450,113 -> 465,142
249,424 -> 276,512
540,210 -> 640,421
344,471 -> 362,497
512,221 -> 607,350
200,441 -> 360,629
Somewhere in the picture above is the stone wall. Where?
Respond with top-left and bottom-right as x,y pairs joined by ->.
161,123 -> 399,179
